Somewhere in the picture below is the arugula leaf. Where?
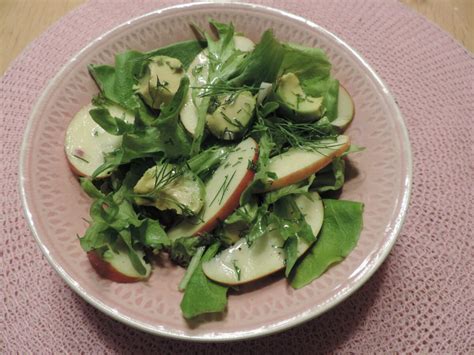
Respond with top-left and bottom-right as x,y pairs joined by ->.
92,78 -> 191,177
89,50 -> 144,111
240,133 -> 275,204
264,176 -> 315,205
290,199 -> 364,289
272,196 -> 316,245
180,243 -> 229,319
224,199 -> 259,225
245,208 -> 270,246
89,107 -> 135,135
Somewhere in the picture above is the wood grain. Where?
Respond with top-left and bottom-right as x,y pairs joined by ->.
400,0 -> 473,51
0,0 -> 472,75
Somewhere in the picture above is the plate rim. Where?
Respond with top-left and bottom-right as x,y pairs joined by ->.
19,1 -> 412,342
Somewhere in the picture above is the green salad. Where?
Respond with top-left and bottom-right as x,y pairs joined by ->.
64,20 -> 364,319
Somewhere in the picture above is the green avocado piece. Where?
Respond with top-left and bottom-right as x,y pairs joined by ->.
133,163 -> 205,216
275,73 -> 324,122
206,91 -> 256,140
135,55 -> 185,109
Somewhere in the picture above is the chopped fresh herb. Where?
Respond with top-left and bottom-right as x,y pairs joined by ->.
73,154 -> 90,164
233,260 -> 241,281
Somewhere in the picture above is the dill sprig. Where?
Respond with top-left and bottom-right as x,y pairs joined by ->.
252,112 -> 340,155
209,170 -> 237,207
133,162 -> 183,200
73,154 -> 90,164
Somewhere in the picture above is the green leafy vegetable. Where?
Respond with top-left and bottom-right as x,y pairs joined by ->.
89,40 -> 204,110
187,145 -> 230,179
180,243 -> 229,319
264,176 -> 314,205
240,133 -> 275,204
290,199 -> 364,288
178,246 -> 205,291
228,30 -> 284,87
312,157 -> 345,192
224,199 -> 259,225
80,178 -> 105,199
284,236 -> 298,277
92,77 -> 191,177
137,219 -> 170,253
89,107 -> 135,135
170,235 -> 215,267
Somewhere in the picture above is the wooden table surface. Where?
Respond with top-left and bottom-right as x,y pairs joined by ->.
0,0 -> 473,75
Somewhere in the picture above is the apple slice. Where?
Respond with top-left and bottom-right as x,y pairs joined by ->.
168,137 -> 258,240
180,36 -> 255,136
331,85 -> 355,131
64,103 -> 134,178
202,192 -> 324,285
262,135 -> 350,192
87,248 -> 151,283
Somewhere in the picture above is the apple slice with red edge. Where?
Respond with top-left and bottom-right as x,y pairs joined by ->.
64,103 -> 134,178
87,248 -> 151,283
331,84 -> 355,131
202,192 -> 324,285
262,135 -> 350,192
168,137 -> 258,240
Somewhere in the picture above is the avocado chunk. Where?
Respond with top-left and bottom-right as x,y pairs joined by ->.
206,91 -> 256,140
133,163 -> 205,216
275,73 -> 324,122
135,56 -> 184,109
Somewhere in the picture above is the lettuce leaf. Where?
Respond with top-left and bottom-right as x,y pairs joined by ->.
279,43 -> 339,120
290,199 -> 364,288
180,243 -> 229,319
312,157 -> 345,192
228,30 -> 284,86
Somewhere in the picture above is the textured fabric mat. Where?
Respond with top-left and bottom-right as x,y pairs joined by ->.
1,0 -> 473,353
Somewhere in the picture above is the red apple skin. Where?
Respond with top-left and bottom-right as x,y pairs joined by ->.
265,138 -> 351,192
87,251 -> 145,283
195,141 -> 259,236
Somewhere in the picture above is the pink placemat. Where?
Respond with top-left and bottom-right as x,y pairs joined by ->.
1,0 -> 472,352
